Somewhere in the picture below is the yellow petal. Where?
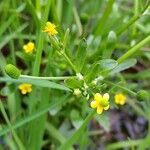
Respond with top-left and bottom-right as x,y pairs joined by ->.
114,93 -> 126,105
120,100 -> 126,105
104,105 -> 110,110
23,45 -> 27,50
90,101 -> 97,108
94,93 -> 102,102
115,99 -> 119,104
27,87 -> 32,93
18,85 -> 23,90
97,106 -> 103,114
103,93 -> 109,100
21,90 -> 27,95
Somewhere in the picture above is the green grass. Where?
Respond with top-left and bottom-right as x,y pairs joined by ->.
0,0 -> 150,149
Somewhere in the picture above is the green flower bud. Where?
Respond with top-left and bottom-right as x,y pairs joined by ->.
107,30 -> 117,44
5,64 -> 21,79
137,90 -> 149,101
100,99 -> 109,107
80,13 -> 89,25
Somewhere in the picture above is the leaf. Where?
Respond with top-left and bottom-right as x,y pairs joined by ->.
110,59 -> 137,75
16,51 -> 35,62
0,23 -> 28,50
95,112 -> 110,132
75,39 -> 87,72
64,78 -> 83,89
98,59 -> 118,70
85,63 -> 100,83
70,110 -> 83,129
0,77 -> 70,91
0,97 -> 69,136
59,110 -> 95,150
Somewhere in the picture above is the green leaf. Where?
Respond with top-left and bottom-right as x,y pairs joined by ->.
46,123 -> 67,144
110,59 -> 137,75
0,23 -> 28,50
16,51 -> 35,62
0,77 -> 70,91
59,110 -> 95,150
75,39 -> 87,72
85,63 -> 100,83
98,59 -> 118,70
95,112 -> 110,132
70,110 -> 83,129
64,78 -> 83,89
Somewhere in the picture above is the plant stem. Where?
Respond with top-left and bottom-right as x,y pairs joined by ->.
94,0 -> 115,36
116,1 -> 150,36
73,6 -> 82,36
61,52 -> 77,73
0,101 -> 25,150
20,75 -> 76,80
103,80 -> 137,96
117,35 -> 150,63
103,80 -> 149,119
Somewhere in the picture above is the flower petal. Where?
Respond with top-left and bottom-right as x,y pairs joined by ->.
103,93 -> 109,100
22,90 -> 27,95
94,93 -> 102,102
120,100 -> 126,105
104,105 -> 109,110
97,106 -> 103,114
90,101 -> 97,108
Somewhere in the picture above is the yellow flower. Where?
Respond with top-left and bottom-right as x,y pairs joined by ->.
23,42 -> 35,54
114,93 -> 126,105
43,22 -> 58,36
18,83 -> 32,95
90,93 -> 110,114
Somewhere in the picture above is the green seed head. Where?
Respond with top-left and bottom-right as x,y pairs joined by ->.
137,90 -> 149,101
5,64 -> 21,79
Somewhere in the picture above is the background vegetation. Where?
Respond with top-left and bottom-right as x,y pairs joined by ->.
0,0 -> 150,149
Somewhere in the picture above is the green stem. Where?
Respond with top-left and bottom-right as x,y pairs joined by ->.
20,75 -> 76,80
61,52 -> 77,73
25,0 -> 39,30
116,1 -> 149,36
117,35 -> 150,63
0,101 -> 25,150
104,80 -> 148,120
46,123 -> 66,144
103,80 -> 137,96
106,139 -> 143,150
49,36 -> 77,73
73,6 -> 82,36
94,0 -> 115,35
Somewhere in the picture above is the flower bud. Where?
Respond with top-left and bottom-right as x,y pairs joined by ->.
80,13 -> 89,25
73,89 -> 81,96
107,30 -> 117,44
137,90 -> 149,101
76,73 -> 84,80
5,64 -> 21,79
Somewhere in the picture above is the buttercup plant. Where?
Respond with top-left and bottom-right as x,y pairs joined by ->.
23,41 -> 35,54
90,93 -> 110,114
114,93 -> 126,105
0,1 -> 150,150
18,83 -> 32,95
